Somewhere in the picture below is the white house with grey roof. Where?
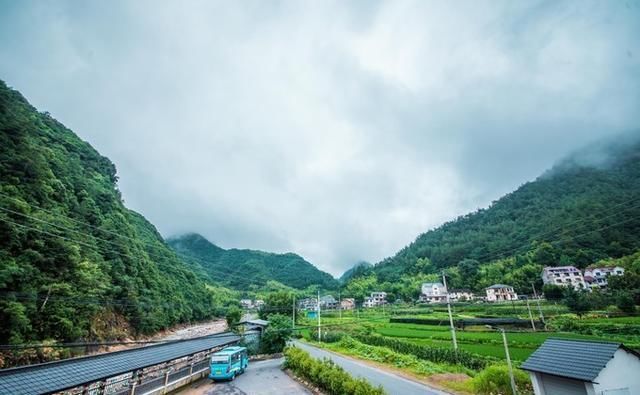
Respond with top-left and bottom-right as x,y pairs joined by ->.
419,282 -> 447,303
485,284 -> 518,301
522,338 -> 640,395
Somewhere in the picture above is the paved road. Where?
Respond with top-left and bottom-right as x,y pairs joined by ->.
293,341 -> 448,395
175,358 -> 311,395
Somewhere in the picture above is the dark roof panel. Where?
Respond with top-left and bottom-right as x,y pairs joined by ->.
0,333 -> 240,395
521,338 -> 621,381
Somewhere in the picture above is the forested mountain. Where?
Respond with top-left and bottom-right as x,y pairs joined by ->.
168,233 -> 338,290
339,261 -> 372,283
373,133 -> 640,287
0,80 -> 222,349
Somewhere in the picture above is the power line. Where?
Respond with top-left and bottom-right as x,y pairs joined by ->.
0,215 -> 279,290
0,198 -> 320,289
438,199 -> 640,266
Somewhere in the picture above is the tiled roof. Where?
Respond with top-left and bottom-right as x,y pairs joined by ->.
0,333 -> 240,395
521,338 -> 633,382
486,284 -> 512,289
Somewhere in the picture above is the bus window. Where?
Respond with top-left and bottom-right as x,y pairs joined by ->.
211,356 -> 229,365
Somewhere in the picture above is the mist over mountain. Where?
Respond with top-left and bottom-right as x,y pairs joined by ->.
339,261 -> 373,283
374,132 -> 640,281
168,233 -> 338,290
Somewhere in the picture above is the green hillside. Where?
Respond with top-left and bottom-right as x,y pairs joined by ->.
168,233 -> 338,290
373,135 -> 640,289
339,261 -> 372,283
0,80 -> 222,347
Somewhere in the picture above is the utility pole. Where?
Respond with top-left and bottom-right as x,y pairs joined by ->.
339,290 -> 342,320
500,328 -> 518,395
292,295 -> 296,330
525,297 -> 536,331
317,290 -> 321,342
531,282 -> 545,327
442,271 -> 458,351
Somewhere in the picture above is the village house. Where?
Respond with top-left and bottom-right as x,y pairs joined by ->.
485,284 -> 518,302
583,266 -> 625,289
239,299 -> 253,309
298,298 -> 317,311
319,295 -> 338,309
522,338 -> 640,395
340,298 -> 355,310
363,291 -> 387,308
542,266 -> 587,290
418,282 -> 447,303
448,289 -> 475,302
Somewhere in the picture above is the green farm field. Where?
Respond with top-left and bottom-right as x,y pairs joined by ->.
306,305 -> 640,363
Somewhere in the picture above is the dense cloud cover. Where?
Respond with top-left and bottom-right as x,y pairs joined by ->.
1,1 -> 638,276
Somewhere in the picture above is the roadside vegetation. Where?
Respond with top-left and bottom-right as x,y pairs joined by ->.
283,346 -> 386,395
293,298 -> 638,394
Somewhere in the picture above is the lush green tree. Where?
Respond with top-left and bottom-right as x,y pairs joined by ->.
457,259 -> 479,289
225,306 -> 242,329
259,314 -> 292,354
562,288 -> 591,317
542,284 -> 565,300
616,292 -> 636,314
258,291 -> 296,319
0,81 -> 221,349
608,271 -> 640,304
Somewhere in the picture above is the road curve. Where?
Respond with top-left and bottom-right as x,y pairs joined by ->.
292,340 -> 450,395
174,357 -> 311,395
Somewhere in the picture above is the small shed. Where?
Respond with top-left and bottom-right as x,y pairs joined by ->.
240,319 -> 269,333
521,338 -> 640,395
239,319 -> 270,349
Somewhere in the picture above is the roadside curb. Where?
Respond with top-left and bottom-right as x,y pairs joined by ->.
282,368 -> 327,395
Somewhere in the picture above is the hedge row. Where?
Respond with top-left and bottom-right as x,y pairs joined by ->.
353,334 -> 490,370
283,346 -> 386,395
389,317 -> 539,328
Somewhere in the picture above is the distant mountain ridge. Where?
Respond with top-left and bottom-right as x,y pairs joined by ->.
374,133 -> 640,281
168,233 -> 338,290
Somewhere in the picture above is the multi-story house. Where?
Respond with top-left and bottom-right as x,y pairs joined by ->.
298,298 -> 317,311
320,295 -> 338,309
542,266 -> 587,290
363,292 -> 387,308
448,289 -> 475,302
485,284 -> 518,302
240,299 -> 253,309
584,266 -> 625,289
340,298 -> 355,310
418,282 -> 447,303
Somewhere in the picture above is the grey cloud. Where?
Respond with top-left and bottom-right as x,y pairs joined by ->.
0,0 -> 638,276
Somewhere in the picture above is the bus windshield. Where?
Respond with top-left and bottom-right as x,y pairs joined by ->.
211,356 -> 229,365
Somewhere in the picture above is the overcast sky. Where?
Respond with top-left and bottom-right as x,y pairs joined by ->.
1,1 -> 639,276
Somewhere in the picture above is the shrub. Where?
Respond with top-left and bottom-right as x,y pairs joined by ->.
259,314 -> 292,354
284,346 -> 386,395
471,364 -> 533,395
322,331 -> 345,343
616,292 -> 637,314
225,306 -> 242,328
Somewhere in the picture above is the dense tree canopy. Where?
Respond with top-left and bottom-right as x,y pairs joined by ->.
370,136 -> 640,289
168,233 -> 337,290
0,81 -> 223,346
